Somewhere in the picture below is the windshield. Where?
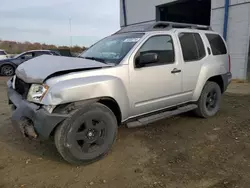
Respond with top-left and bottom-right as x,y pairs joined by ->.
80,33 -> 144,64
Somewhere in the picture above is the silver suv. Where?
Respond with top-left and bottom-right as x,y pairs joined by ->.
7,22 -> 232,164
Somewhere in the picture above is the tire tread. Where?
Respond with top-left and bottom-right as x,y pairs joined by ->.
54,102 -> 117,165
194,81 -> 221,118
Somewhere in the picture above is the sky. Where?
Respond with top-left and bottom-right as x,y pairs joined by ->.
0,0 -> 120,47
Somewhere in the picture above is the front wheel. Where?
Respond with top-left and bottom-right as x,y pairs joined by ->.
194,81 -> 222,118
1,65 -> 15,76
54,103 -> 118,165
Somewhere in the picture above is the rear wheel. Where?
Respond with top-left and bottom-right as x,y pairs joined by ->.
54,103 -> 117,165
1,65 -> 15,76
194,81 -> 221,118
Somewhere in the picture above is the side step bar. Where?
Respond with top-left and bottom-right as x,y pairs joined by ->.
127,104 -> 197,128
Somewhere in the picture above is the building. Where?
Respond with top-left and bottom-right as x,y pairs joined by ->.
120,0 -> 250,80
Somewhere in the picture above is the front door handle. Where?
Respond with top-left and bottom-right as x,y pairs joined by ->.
171,68 -> 181,74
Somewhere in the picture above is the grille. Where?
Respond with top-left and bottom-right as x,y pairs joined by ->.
14,77 -> 31,98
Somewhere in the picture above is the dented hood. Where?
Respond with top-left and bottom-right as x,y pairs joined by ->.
16,55 -> 111,83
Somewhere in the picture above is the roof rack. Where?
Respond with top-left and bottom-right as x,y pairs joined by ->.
115,21 -> 212,34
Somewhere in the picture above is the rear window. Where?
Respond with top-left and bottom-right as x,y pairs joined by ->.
0,51 -> 6,55
205,34 -> 227,55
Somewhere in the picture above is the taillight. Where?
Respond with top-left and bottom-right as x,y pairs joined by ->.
228,55 -> 231,72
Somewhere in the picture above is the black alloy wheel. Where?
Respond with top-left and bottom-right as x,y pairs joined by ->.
194,81 -> 222,118
205,89 -> 218,111
55,103 -> 117,165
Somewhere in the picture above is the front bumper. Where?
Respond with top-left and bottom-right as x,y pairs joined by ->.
7,80 -> 68,140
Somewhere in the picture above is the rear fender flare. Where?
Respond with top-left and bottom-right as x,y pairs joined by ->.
192,64 -> 227,101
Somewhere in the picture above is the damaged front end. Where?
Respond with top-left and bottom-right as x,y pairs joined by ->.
15,117 -> 38,139
8,79 -> 69,140
7,55 -> 120,139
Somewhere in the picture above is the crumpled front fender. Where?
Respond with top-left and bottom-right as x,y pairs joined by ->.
41,75 -> 130,120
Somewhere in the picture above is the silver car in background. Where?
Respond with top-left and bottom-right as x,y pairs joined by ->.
0,50 -> 8,60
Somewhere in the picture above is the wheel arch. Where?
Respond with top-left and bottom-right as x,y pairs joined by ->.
193,74 -> 226,101
98,97 -> 122,125
207,75 -> 224,93
50,97 -> 122,137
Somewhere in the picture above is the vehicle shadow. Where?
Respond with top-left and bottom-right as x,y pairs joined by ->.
0,119 -> 136,164
0,108 -> 198,164
0,120 -> 65,163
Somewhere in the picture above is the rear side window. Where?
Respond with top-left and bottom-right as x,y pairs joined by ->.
179,33 -> 206,62
194,33 -> 206,58
205,34 -> 227,55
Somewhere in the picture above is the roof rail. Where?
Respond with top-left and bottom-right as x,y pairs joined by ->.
115,21 -> 212,34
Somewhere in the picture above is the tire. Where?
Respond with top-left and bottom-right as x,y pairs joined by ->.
194,81 -> 222,118
54,103 -> 118,165
1,65 -> 15,76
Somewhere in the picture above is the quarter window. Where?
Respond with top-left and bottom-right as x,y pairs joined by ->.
205,34 -> 227,55
138,35 -> 175,65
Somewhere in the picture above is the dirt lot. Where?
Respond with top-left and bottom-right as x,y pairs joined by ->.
0,78 -> 250,188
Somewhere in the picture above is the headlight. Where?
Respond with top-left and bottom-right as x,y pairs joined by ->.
27,84 -> 49,103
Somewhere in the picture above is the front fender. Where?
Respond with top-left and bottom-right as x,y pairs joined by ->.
41,75 -> 130,120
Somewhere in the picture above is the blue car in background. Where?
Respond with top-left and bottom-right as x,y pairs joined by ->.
0,50 -> 60,76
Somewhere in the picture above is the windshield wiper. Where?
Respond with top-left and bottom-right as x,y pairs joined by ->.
82,56 -> 106,64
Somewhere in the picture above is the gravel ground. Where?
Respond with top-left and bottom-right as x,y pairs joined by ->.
0,77 -> 250,188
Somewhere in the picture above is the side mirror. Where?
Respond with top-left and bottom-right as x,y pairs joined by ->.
136,53 -> 158,67
21,56 -> 25,60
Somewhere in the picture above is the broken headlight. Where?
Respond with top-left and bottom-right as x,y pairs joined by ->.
27,84 -> 49,103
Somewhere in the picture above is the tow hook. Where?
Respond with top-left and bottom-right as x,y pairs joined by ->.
19,118 -> 38,139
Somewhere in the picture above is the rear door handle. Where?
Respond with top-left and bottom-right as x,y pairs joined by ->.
171,68 -> 181,74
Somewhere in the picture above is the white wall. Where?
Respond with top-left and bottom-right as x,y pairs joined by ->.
120,0 -> 250,79
211,3 -> 250,79
212,0 -> 250,8
120,0 -> 125,26
120,0 -> 177,26
121,0 -> 250,26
